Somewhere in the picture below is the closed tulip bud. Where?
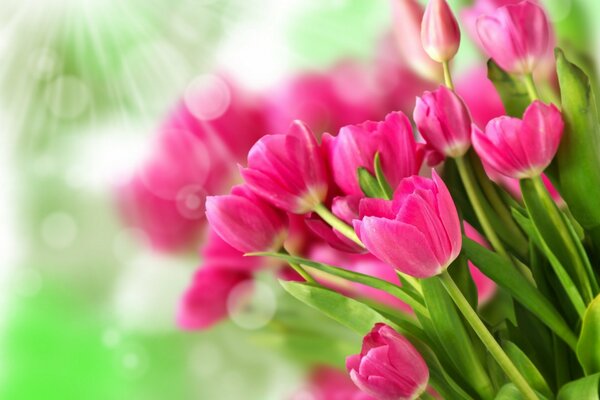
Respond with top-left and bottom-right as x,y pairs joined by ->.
206,185 -> 288,253
421,0 -> 461,63
346,323 -> 429,400
414,85 -> 472,163
241,120 -> 328,214
353,171 -> 461,278
324,111 -> 423,196
476,1 -> 549,75
472,101 -> 563,179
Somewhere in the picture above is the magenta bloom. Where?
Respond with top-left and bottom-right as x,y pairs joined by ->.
324,111 -> 422,195
292,366 -> 374,400
421,0 -> 461,62
206,185 -> 288,253
346,323 -> 429,400
476,1 -> 550,74
353,171 -> 461,278
414,85 -> 472,163
178,266 -> 252,330
472,101 -> 564,179
241,121 -> 328,214
455,67 -> 505,129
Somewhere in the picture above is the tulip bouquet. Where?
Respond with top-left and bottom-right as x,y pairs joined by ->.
124,0 -> 600,399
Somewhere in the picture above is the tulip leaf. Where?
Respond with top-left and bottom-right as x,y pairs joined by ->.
462,237 -> 578,350
503,341 -> 553,399
249,252 -> 428,316
557,373 -> 600,400
495,384 -> 549,400
421,277 -> 495,400
555,48 -> 600,230
577,295 -> 600,375
357,167 -> 386,198
373,152 -> 393,199
487,59 -> 530,117
279,280 -> 392,335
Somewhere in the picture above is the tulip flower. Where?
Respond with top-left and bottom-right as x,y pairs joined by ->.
241,120 -> 328,214
391,0 -> 442,81
476,1 -> 550,75
455,67 -> 505,129
421,0 -> 461,63
206,185 -> 288,253
346,323 -> 429,400
472,101 -> 564,179
178,266 -> 253,330
323,111 -> 422,195
414,85 -> 472,164
353,171 -> 461,278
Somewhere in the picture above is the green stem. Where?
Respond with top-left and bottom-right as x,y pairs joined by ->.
523,73 -> 540,101
531,176 -> 594,303
442,61 -> 454,90
439,271 -> 539,400
314,203 -> 364,247
455,157 -> 508,258
281,249 -> 316,284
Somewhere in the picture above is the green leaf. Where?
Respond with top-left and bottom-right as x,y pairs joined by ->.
373,152 -> 393,199
448,254 -> 478,310
555,48 -> 600,230
495,384 -> 549,400
557,373 -> 600,400
422,277 -> 495,400
249,252 -> 429,317
462,237 -> 578,350
503,341 -> 553,399
279,280 -> 391,335
487,59 -> 530,117
357,167 -> 385,198
577,295 -> 600,375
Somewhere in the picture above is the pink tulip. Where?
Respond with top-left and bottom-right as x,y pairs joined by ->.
264,62 -> 382,136
353,171 -> 461,278
291,366 -> 375,400
463,223 -> 497,304
472,100 -> 563,179
476,1 -> 550,74
414,85 -> 472,164
206,185 -> 288,253
178,266 -> 253,330
324,111 -> 423,195
347,323 -> 429,400
421,0 -> 461,62
241,120 -> 328,214
391,0 -> 442,81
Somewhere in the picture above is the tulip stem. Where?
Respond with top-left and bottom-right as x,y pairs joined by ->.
281,249 -> 317,284
442,61 -> 454,90
314,203 -> 364,247
439,271 -> 540,400
523,73 -> 540,101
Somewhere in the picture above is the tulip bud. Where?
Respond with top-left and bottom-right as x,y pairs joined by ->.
353,171 -> 461,278
241,120 -> 328,214
421,0 -> 461,63
476,1 -> 549,75
472,101 -> 563,179
206,185 -> 288,253
323,111 -> 423,196
347,323 -> 429,400
391,0 -> 442,81
414,85 -> 472,164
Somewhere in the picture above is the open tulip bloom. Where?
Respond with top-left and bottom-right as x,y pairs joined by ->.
139,0 -> 600,399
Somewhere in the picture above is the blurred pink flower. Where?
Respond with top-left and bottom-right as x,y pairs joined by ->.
291,366 -> 374,400
455,67 -> 505,129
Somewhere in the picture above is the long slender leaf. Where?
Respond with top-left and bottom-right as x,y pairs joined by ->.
462,237 -> 578,350
503,341 -> 553,399
577,295 -> 600,375
557,373 -> 600,400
